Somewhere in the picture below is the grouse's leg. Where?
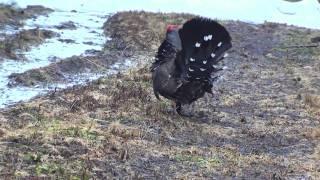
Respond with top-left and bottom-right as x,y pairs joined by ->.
176,102 -> 194,117
175,102 -> 182,116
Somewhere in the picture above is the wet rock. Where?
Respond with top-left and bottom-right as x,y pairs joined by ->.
89,30 -> 98,34
0,4 -> 53,27
84,49 -> 100,54
311,36 -> 320,43
54,21 -> 77,30
58,38 -> 76,44
23,5 -> 53,18
83,41 -> 94,45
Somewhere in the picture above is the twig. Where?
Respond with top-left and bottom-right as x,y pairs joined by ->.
83,57 -> 107,71
283,44 -> 319,48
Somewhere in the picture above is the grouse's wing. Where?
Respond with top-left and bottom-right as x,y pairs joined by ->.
177,17 -> 232,81
151,39 -> 178,72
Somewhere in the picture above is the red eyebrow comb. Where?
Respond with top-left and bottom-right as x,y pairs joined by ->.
166,24 -> 180,32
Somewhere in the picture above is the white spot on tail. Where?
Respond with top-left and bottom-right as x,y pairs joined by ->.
204,35 -> 212,41
223,53 -> 229,58
217,42 -> 222,47
196,77 -> 201,80
203,60 -> 207,64
190,58 -> 195,62
189,67 -> 194,72
211,53 -> 216,58
195,42 -> 201,47
200,68 -> 206,71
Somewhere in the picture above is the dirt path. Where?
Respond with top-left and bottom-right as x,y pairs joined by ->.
0,11 -> 319,179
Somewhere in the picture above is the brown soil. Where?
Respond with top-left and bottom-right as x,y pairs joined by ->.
0,11 -> 319,179
54,21 -> 77,30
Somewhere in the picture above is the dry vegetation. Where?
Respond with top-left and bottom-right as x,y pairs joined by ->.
0,11 -> 319,179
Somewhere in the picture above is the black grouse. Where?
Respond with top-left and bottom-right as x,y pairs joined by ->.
151,17 -> 232,116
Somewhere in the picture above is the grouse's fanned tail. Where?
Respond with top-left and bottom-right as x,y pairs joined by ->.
177,17 -> 232,81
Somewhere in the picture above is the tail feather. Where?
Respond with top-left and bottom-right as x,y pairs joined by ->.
177,17 -> 232,81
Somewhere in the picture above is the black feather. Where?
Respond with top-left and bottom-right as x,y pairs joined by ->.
178,17 -> 232,81
151,39 -> 178,72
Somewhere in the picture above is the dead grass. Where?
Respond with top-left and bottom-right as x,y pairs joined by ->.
104,11 -> 194,51
0,11 -> 320,179
304,94 -> 320,108
1,64 -> 318,178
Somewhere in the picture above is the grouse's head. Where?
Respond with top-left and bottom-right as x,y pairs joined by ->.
166,24 -> 180,33
166,24 -> 182,50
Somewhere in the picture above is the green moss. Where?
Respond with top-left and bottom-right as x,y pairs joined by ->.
35,162 -> 64,176
24,152 -> 43,163
60,126 -> 99,140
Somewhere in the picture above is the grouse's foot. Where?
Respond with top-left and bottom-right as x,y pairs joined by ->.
175,102 -> 194,117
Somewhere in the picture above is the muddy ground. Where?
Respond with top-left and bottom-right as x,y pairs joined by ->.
0,11 -> 320,179
0,4 -> 55,61
0,3 -> 53,26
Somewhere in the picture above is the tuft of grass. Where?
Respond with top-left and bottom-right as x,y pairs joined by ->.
304,94 -> 320,116
60,126 -> 99,140
304,94 -> 320,108
303,127 -> 320,140
108,121 -> 141,139
35,162 -> 64,176
175,154 -> 221,168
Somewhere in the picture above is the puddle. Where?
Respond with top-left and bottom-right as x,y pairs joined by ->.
0,5 -> 108,107
1,0 -> 320,108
